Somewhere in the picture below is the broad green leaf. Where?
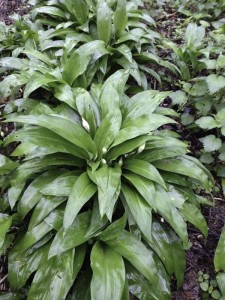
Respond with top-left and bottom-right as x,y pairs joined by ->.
122,171 -> 156,210
199,135 -> 222,152
215,225 -> 225,271
73,0 -> 88,24
105,230 -> 170,295
18,170 -> 63,218
8,242 -> 50,290
185,23 -> 205,48
0,57 -> 28,70
75,88 -> 100,137
154,185 -> 188,247
170,90 -> 187,105
153,156 -> 212,191
0,214 -> 12,249
24,74 -> 58,99
91,242 -> 125,300
196,116 -> 218,130
0,155 -> 19,175
97,1 -> 112,44
64,172 -> 97,230
62,41 -> 108,86
100,214 -> 127,241
6,114 -> 96,158
89,165 -> 121,218
11,221 -> 52,255
125,262 -> 170,300
216,273 -> 225,297
114,0 -> 127,38
29,196 -> 66,230
180,202 -> 208,237
206,74 -> 225,94
149,220 -> 185,286
112,114 -> 176,147
122,91 -> 170,121
32,6 -> 66,18
23,50 -> 52,66
122,184 -> 152,242
137,147 -> 187,162
106,136 -> 150,161
94,113 -> 122,158
102,69 -> 129,95
99,85 -> 120,119
85,200 -> 108,237
41,171 -> 79,196
48,212 -> 91,258
124,159 -> 166,189
5,127 -> 88,159
28,246 -> 85,300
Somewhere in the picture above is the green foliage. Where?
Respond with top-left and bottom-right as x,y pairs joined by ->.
198,271 -> 221,299
0,70 -> 214,298
0,0 -> 221,298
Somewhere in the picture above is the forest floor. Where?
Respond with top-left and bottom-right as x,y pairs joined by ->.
0,1 -> 224,300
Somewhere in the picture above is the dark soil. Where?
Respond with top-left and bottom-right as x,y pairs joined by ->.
0,1 -> 225,299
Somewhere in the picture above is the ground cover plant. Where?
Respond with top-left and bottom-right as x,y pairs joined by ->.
0,0 -> 225,299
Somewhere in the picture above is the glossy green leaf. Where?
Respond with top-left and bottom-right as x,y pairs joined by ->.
8,242 -> 50,290
48,211 -> 91,258
99,85 -> 120,120
122,184 -> 152,242
0,155 -> 19,175
122,171 -> 156,210
6,114 -> 96,158
91,241 -> 125,300
29,196 -> 66,230
112,114 -> 176,147
124,159 -> 166,189
88,165 -> 121,218
28,246 -> 85,300
18,170 -> 63,218
125,262 -> 170,300
85,200 -> 108,238
216,273 -> 225,297
148,220 -> 185,286
0,214 -> 12,249
5,127 -> 88,160
105,230 -> 170,296
41,171 -> 79,197
97,1 -> 112,44
215,225 -> 225,271
75,88 -> 100,137
180,202 -> 208,237
73,0 -> 88,24
64,172 -> 97,230
100,214 -> 127,242
114,0 -> 127,38
62,41 -> 107,86
32,6 -> 66,18
154,185 -> 188,247
94,112 -> 122,158
24,74 -> 58,99
153,156 -> 212,192
106,136 -> 150,161
122,91 -> 170,121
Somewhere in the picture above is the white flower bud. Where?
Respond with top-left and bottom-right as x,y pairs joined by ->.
118,157 -> 123,166
102,147 -> 107,154
101,159 -> 107,165
82,118 -> 90,132
137,143 -> 145,154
